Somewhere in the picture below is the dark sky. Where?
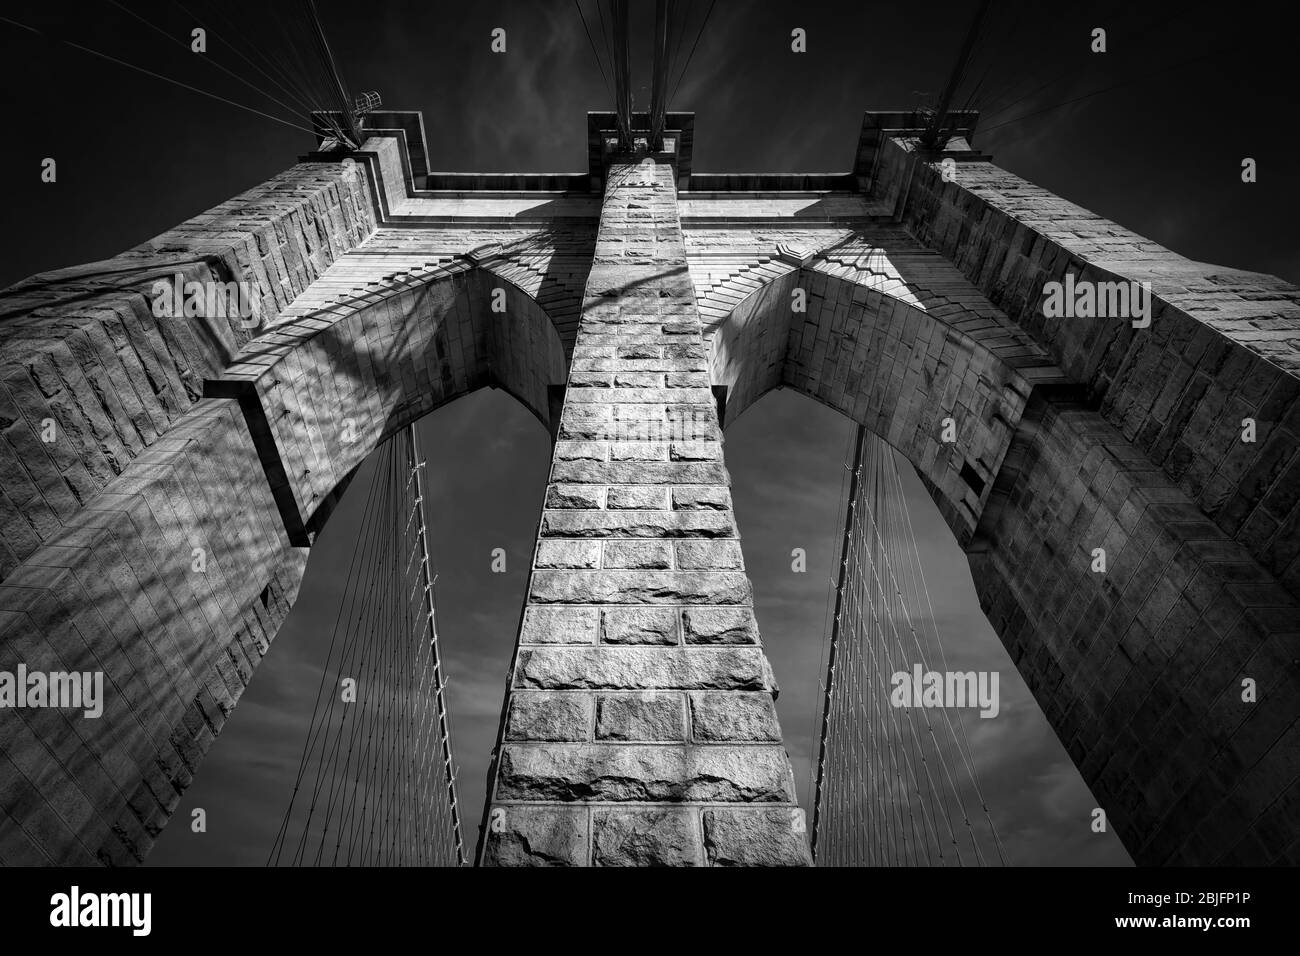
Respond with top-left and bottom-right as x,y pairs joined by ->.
3,0 -> 1297,867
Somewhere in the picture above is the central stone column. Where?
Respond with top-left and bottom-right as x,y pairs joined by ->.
479,158 -> 812,866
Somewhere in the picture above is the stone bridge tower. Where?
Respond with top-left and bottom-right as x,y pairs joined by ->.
0,109 -> 1297,866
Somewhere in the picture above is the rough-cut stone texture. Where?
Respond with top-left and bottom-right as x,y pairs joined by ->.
600,607 -> 678,644
672,487 -> 731,511
507,693 -> 593,741
520,606 -> 599,644
209,263 -> 567,538
679,116 -> 1300,865
496,744 -> 797,802
0,160 -> 378,575
552,460 -> 728,485
535,540 -> 602,569
481,158 -> 810,866
0,136 -> 583,866
529,570 -> 751,605
0,401 -> 305,864
676,540 -> 744,570
593,808 -> 702,866
882,132 -> 1300,599
691,691 -> 782,741
5,110 -> 1296,868
481,806 -> 587,867
703,807 -> 813,866
515,646 -> 777,691
602,540 -> 673,569
541,510 -> 736,538
970,392 -> 1300,865
861,124 -> 1299,866
596,693 -> 685,741
682,607 -> 760,645
607,486 -> 668,510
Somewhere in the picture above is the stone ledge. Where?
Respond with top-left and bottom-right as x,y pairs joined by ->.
676,540 -> 745,570
528,570 -> 752,605
513,646 -> 777,691
495,744 -> 797,802
540,511 -> 736,538
550,461 -> 730,485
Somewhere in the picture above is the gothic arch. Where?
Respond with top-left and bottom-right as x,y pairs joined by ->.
707,262 -> 1056,545
706,261 -> 1300,865
0,263 -> 565,864
207,262 -> 567,543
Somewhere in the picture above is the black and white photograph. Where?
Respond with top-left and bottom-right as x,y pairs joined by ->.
0,0 -> 1295,939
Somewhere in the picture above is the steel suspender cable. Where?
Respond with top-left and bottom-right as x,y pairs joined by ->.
412,426 -> 467,865
812,427 -> 1005,866
610,0 -> 633,148
268,427 -> 464,866
648,0 -> 670,149
574,0 -> 614,99
0,13 -> 322,138
921,0 -> 992,150
811,426 -> 864,863
302,0 -> 358,146
669,0 -> 716,106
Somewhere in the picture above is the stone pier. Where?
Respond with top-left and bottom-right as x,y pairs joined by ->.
477,158 -> 811,866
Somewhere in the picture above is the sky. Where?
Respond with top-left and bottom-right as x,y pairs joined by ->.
3,0 -> 1298,867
